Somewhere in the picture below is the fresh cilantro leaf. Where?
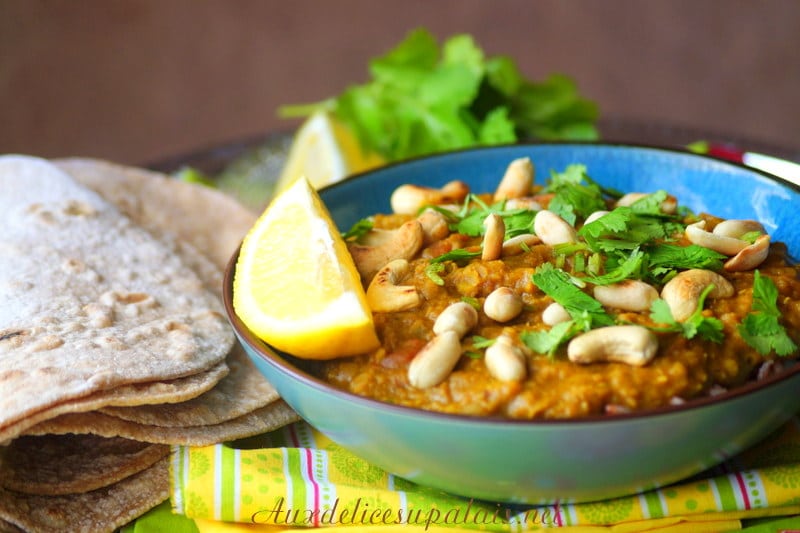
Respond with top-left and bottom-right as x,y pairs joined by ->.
452,199 -> 535,238
738,271 -> 798,356
471,335 -> 496,349
280,28 -> 598,161
584,249 -> 646,285
628,190 -> 669,215
532,264 -> 614,328
430,248 -> 481,264
646,244 -> 726,282
578,206 -> 680,253
520,320 -> 576,356
341,218 -> 374,241
543,164 -> 607,224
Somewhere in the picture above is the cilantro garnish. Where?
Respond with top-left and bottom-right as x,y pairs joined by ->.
280,28 -> 598,161
584,249 -> 646,286
521,320 -> 577,357
578,206 -> 679,253
645,244 -> 726,282
532,264 -> 614,328
471,335 -> 496,349
649,285 -> 724,343
738,271 -> 798,356
543,164 -> 608,225
341,218 -> 374,241
453,200 -> 535,238
424,248 -> 482,285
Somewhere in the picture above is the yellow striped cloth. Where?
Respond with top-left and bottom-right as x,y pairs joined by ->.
168,416 -> 800,532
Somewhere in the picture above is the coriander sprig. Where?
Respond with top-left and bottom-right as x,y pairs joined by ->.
738,271 -> 798,356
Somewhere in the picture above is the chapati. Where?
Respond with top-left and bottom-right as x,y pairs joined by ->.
0,155 -> 233,435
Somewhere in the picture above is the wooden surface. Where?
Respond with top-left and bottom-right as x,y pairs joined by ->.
1,0 -> 799,166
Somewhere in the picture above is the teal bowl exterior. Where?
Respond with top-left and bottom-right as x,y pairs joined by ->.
224,143 -> 800,504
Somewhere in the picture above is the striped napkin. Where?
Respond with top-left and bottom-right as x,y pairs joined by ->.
137,415 -> 800,532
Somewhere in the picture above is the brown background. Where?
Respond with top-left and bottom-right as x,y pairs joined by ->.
2,0 -> 799,167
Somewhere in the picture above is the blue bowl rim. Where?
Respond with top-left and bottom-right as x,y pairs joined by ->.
223,141 -> 800,427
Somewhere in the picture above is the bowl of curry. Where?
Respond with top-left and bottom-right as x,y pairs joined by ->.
225,143 -> 800,504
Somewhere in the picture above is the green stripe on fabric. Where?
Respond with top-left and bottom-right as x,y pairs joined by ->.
220,445 -> 237,522
285,448 -> 307,521
642,490 -> 665,518
713,476 -> 739,511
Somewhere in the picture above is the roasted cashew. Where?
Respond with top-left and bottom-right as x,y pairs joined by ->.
483,287 -> 523,322
593,280 -> 659,312
533,209 -> 578,246
348,220 -> 424,281
407,330 -> 462,388
485,334 -> 527,381
494,157 -> 534,201
542,302 -> 571,326
366,259 -> 420,312
615,192 -> 677,214
712,219 -> 766,239
390,180 -> 470,215
501,233 -> 541,256
685,220 -> 749,256
724,234 -> 771,272
660,269 -> 734,322
417,208 -> 451,245
567,325 -> 658,366
433,301 -> 479,338
481,213 -> 506,261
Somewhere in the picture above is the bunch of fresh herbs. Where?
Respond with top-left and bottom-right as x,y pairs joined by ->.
280,28 -> 599,161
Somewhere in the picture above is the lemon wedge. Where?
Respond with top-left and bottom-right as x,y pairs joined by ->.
232,176 -> 380,359
275,111 -> 384,193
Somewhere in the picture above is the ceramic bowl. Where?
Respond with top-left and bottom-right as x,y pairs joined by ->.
223,143 -> 800,504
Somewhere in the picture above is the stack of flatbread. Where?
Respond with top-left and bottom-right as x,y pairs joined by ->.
0,156 -> 298,532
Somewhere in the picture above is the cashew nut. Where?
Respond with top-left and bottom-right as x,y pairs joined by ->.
390,180 -> 470,215
417,208 -> 451,245
615,192 -> 677,214
724,234 -> 771,272
533,209 -> 578,246
567,325 -> 659,366
660,269 -> 734,322
348,220 -> 424,281
485,334 -> 527,381
494,157 -> 534,201
593,280 -> 659,312
542,302 -> 571,326
433,301 -> 479,338
501,233 -> 541,256
407,330 -> 462,388
712,219 -> 766,239
483,287 -> 523,322
685,220 -> 749,256
482,213 -> 506,261
366,259 -> 420,312
505,197 -> 543,211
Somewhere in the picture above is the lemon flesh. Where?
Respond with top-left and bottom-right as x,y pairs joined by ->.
233,177 -> 380,359
275,111 -> 384,194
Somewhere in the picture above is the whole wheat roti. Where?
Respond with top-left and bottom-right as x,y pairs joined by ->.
0,362 -> 229,444
0,456 -> 169,533
25,400 -> 300,446
54,157 -> 257,285
100,343 -> 278,427
0,434 -> 169,496
0,155 -> 233,436
57,158 -> 285,430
